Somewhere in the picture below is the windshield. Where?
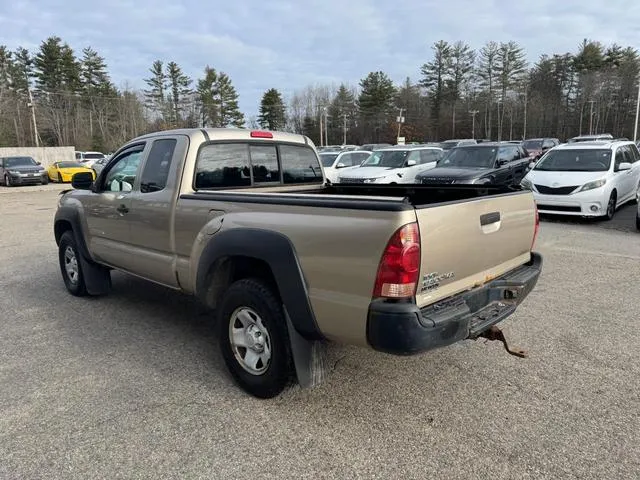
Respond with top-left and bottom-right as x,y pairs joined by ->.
534,149 -> 611,171
57,162 -> 84,169
319,153 -> 339,167
440,141 -> 459,150
5,157 -> 38,167
361,150 -> 410,168
523,140 -> 543,150
437,147 -> 497,168
83,153 -> 105,159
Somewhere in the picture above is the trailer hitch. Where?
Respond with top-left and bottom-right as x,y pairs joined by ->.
476,325 -> 528,358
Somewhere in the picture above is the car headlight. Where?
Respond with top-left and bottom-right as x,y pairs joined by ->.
8,170 -> 20,175
520,177 -> 533,190
470,178 -> 490,185
363,178 -> 378,183
579,178 -> 606,192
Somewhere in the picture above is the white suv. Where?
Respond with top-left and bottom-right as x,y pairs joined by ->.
319,150 -> 371,183
521,141 -> 640,220
337,146 -> 443,184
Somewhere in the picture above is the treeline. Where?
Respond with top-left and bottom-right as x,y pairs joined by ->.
0,37 -> 244,151
1,36 -> 638,150
281,39 -> 640,145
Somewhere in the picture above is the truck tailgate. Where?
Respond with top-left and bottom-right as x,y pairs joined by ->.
414,191 -> 536,308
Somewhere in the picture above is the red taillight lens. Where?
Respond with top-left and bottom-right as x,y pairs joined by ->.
531,205 -> 539,250
373,222 -> 421,298
250,130 -> 273,138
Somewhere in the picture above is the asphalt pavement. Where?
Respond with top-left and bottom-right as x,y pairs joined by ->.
1,187 -> 640,479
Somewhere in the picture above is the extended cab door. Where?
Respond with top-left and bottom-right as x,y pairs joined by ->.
83,143 -> 147,267
124,135 -> 189,288
510,145 -> 531,183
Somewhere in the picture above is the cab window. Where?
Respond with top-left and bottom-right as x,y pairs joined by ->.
102,147 -> 145,192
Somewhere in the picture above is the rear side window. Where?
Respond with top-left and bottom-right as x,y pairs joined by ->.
195,143 -> 251,189
280,145 -> 323,184
419,149 -> 442,164
629,144 -> 640,162
140,139 -> 176,193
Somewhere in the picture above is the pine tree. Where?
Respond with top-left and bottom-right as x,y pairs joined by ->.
165,61 -> 192,127
258,88 -> 286,130
144,60 -> 167,119
80,47 -> 112,95
196,66 -> 219,127
420,40 -> 452,139
358,71 -> 396,141
328,84 -> 357,144
446,41 -> 475,138
476,41 -> 500,138
217,72 -> 244,127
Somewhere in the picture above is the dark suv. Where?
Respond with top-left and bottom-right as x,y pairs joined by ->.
0,156 -> 49,186
522,138 -> 560,159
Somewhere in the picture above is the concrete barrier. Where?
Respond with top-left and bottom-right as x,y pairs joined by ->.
0,147 -> 75,168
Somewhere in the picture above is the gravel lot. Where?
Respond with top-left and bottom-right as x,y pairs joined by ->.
1,186 -> 640,479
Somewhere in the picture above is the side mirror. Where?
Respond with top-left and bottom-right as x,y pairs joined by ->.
497,159 -> 509,167
541,145 -> 550,151
528,161 -> 536,170
36,161 -> 41,165
406,159 -> 417,166
71,172 -> 94,190
335,162 -> 347,169
617,162 -> 632,171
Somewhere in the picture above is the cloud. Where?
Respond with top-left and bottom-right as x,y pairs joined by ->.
1,0 -> 639,117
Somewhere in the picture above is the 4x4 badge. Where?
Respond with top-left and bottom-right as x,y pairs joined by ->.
421,271 -> 455,292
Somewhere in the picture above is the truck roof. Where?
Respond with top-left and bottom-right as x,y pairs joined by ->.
132,128 -> 310,146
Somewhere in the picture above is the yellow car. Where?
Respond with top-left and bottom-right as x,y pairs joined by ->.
47,161 -> 96,183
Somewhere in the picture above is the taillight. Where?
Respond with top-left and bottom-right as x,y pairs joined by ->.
531,205 -> 539,250
373,222 -> 421,298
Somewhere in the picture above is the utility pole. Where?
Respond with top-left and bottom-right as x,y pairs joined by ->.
588,100 -> 596,135
469,110 -> 479,139
396,107 -> 405,143
26,81 -> 40,147
318,110 -> 323,147
342,113 -> 347,145
497,101 -> 502,142
634,75 -> 640,143
523,87 -> 528,140
323,107 -> 328,146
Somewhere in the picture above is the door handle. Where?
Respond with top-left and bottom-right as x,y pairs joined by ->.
116,204 -> 129,214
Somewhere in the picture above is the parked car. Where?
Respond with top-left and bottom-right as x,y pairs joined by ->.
91,157 -> 109,176
0,156 -> 48,186
319,150 -> 371,183
636,196 -> 640,231
337,145 -> 443,184
361,143 -> 392,151
567,134 -> 614,143
47,161 -> 96,183
440,139 -> 478,150
522,138 -> 560,159
417,142 -> 531,186
75,151 -> 107,168
521,140 -> 640,220
54,128 -> 542,398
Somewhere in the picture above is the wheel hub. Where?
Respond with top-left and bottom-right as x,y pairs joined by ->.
245,324 -> 265,352
229,307 -> 272,375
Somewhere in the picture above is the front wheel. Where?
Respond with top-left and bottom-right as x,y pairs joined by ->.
4,174 -> 12,187
603,192 -> 617,221
58,231 -> 87,296
217,278 -> 294,399
42,176 -> 49,185
58,172 -> 63,183
636,211 -> 640,231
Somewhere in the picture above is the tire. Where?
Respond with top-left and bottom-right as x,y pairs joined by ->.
58,231 -> 88,296
603,191 -> 617,221
5,174 -> 13,187
634,182 -> 640,204
217,278 -> 293,399
58,172 -> 63,183
42,176 -> 49,185
636,212 -> 640,232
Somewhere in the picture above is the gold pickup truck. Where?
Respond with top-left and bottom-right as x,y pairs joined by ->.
54,128 -> 542,398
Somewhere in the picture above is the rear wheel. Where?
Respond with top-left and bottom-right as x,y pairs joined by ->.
636,211 -> 640,231
603,191 -> 617,221
4,174 -> 12,187
217,278 -> 293,399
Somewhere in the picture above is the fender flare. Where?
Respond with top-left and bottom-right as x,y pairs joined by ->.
195,228 -> 323,340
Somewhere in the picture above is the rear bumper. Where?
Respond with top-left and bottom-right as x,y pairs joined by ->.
366,252 -> 543,355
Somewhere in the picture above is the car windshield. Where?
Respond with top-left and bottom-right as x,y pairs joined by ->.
523,140 -> 543,150
57,162 -> 83,168
437,146 -> 497,168
83,153 -> 104,159
319,153 -> 339,167
440,141 -> 459,150
6,156 -> 37,167
534,149 -> 611,171
361,149 -> 410,168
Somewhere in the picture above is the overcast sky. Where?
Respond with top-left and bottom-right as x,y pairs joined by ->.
2,0 -> 639,117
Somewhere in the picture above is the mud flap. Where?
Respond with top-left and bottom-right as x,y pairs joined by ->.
284,308 -> 329,389
78,254 -> 112,296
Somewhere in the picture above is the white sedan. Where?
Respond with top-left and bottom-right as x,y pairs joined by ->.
521,140 -> 640,220
336,146 -> 443,184
319,150 -> 371,183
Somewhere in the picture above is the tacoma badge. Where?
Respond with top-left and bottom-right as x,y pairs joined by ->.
421,271 -> 455,292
